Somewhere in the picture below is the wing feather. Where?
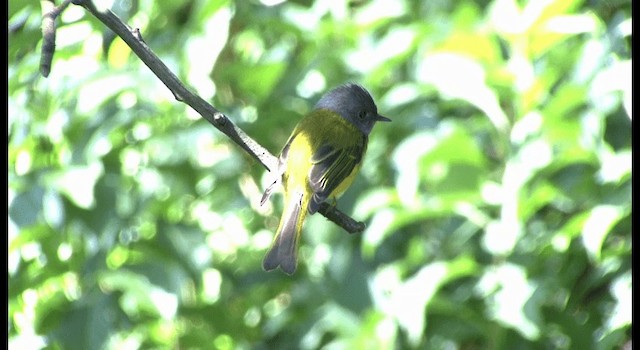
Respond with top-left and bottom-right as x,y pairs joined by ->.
307,139 -> 364,213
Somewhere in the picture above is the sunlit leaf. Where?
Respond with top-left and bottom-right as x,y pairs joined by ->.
476,263 -> 541,340
416,52 -> 509,132
581,205 -> 627,261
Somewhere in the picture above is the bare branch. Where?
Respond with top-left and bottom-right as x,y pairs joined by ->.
40,0 -> 72,77
319,203 -> 367,234
59,0 -> 366,234
71,0 -> 279,173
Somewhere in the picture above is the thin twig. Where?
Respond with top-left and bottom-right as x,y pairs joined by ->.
40,0 -> 73,77
72,0 -> 278,172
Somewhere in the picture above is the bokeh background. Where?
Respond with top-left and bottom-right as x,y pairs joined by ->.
8,0 -> 631,349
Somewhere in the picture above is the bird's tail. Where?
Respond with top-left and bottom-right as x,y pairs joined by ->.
262,190 -> 308,275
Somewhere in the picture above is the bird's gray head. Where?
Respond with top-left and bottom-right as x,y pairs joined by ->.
314,84 -> 391,135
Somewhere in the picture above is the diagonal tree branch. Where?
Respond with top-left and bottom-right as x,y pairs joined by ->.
40,0 -> 73,77
45,0 -> 366,234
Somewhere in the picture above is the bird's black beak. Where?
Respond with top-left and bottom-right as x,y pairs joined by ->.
376,114 -> 391,122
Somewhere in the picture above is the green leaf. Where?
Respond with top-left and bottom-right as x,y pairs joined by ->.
581,205 -> 627,261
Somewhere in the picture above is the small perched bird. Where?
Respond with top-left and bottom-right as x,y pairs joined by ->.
261,84 -> 390,275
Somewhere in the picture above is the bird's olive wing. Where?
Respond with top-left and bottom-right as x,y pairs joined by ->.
307,142 -> 363,214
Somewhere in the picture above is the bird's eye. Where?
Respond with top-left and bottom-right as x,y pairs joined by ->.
358,111 -> 366,119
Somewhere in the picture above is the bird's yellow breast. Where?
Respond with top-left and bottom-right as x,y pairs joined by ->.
283,109 -> 366,201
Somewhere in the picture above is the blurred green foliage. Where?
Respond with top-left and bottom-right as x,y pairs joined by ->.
8,0 -> 631,349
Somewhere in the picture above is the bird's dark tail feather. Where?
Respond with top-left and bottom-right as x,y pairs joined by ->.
262,193 -> 306,275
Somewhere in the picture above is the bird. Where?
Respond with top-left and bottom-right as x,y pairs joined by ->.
260,83 -> 390,275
